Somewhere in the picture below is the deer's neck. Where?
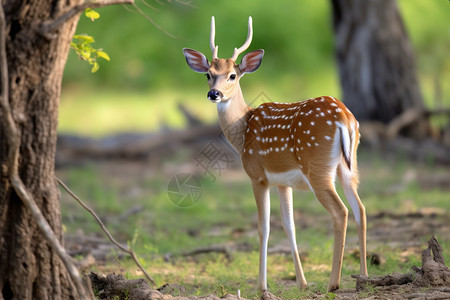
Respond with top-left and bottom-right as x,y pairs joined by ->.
216,85 -> 251,155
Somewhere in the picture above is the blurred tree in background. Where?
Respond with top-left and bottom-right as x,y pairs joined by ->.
331,0 -> 429,137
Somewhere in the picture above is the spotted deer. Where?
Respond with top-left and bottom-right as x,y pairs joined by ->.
182,16 -> 367,293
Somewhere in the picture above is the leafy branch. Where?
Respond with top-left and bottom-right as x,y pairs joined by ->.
70,9 -> 110,73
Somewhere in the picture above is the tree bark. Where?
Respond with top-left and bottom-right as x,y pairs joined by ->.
330,0 -> 429,137
0,0 -> 83,299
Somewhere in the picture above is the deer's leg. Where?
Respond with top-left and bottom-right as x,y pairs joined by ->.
311,181 -> 348,292
338,167 -> 367,276
277,185 -> 307,290
252,181 -> 271,292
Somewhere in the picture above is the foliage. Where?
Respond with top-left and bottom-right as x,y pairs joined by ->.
71,34 -> 110,73
70,9 -> 110,73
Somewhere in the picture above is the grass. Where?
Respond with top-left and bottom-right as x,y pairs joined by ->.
58,148 -> 450,299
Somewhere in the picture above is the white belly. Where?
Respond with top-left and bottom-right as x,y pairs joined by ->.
265,169 -> 311,190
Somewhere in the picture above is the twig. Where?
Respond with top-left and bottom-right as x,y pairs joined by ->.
0,5 -> 93,299
39,0 -> 134,35
130,2 -> 177,38
57,178 -> 157,286
140,0 -> 159,11
174,0 -> 197,9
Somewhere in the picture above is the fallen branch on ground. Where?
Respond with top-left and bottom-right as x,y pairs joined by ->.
57,178 -> 157,286
164,245 -> 233,262
89,272 -> 247,299
352,236 -> 450,293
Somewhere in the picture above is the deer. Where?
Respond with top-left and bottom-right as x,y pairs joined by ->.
182,16 -> 368,293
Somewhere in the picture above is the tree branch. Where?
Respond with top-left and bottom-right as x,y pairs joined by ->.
39,0 -> 134,35
57,178 -> 157,287
0,4 -> 8,104
1,4 -> 93,300
11,176 -> 95,299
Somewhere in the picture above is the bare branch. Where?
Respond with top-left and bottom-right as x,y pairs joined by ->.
174,0 -> 197,9
0,3 -> 9,106
39,0 -> 134,35
57,178 -> 157,287
131,2 -> 177,38
12,176 -> 95,299
139,0 -> 159,11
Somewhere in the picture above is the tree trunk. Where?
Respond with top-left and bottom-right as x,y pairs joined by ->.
0,0 -> 83,299
330,0 -> 428,137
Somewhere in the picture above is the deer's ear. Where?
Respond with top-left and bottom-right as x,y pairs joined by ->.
239,49 -> 264,74
183,48 -> 210,73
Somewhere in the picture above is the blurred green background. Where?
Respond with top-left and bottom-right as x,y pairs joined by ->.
60,0 -> 449,136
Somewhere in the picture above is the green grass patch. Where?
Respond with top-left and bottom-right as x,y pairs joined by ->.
59,150 -> 449,299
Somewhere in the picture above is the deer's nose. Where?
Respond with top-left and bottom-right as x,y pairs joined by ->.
207,89 -> 223,101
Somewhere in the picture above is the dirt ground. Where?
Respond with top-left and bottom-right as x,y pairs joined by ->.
68,209 -> 450,299
88,233 -> 450,300
61,155 -> 450,300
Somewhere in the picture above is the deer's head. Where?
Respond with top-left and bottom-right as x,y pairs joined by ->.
183,17 -> 264,103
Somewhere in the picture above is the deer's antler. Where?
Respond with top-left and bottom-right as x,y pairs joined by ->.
210,16 -> 218,59
231,16 -> 253,61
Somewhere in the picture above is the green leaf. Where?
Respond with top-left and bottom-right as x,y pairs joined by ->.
84,8 -> 100,21
91,62 -> 100,73
96,51 -> 110,61
80,50 -> 91,60
73,34 -> 95,44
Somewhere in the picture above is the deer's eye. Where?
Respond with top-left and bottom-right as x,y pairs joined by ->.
229,74 -> 236,80
205,73 -> 211,80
